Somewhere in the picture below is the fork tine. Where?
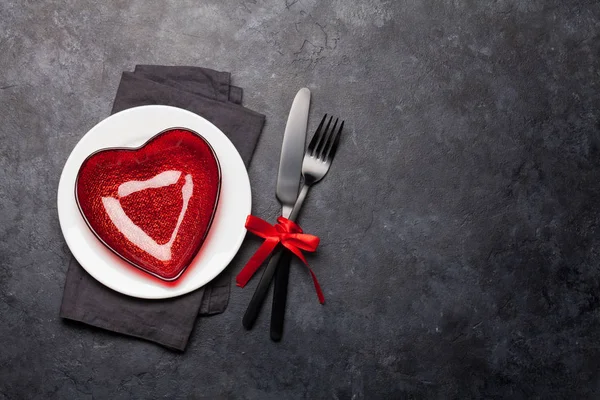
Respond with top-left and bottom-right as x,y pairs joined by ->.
324,120 -> 344,162
312,115 -> 333,157
307,114 -> 327,155
318,117 -> 338,160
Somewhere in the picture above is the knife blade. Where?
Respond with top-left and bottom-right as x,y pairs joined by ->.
277,88 -> 310,217
242,88 -> 310,330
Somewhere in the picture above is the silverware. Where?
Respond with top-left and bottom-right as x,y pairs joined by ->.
242,113 -> 344,332
242,88 -> 310,329
270,115 -> 344,341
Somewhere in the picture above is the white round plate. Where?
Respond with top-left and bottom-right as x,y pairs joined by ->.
57,105 -> 251,299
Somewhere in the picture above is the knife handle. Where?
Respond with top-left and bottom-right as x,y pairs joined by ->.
270,250 -> 292,341
242,246 -> 283,330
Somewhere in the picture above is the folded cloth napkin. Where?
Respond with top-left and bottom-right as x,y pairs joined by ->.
60,65 -> 265,350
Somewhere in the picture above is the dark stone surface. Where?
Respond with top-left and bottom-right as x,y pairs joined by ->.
1,0 -> 600,398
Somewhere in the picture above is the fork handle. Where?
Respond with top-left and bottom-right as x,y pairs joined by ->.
287,184 -> 309,221
269,184 -> 310,340
242,184 -> 309,331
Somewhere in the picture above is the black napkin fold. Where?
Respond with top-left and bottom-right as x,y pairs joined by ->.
60,66 -> 265,351
133,65 -> 243,104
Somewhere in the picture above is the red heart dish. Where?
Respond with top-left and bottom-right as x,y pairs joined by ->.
75,128 -> 221,281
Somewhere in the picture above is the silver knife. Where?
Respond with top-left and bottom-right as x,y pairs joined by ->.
242,88 -> 310,329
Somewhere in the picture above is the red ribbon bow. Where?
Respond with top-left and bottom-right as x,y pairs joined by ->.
236,215 -> 324,304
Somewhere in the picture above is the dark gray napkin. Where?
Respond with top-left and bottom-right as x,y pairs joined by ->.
133,65 -> 243,104
60,66 -> 265,351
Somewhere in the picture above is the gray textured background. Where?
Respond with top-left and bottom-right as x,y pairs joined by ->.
1,0 -> 600,398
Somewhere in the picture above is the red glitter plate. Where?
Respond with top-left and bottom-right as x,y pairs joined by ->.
75,128 -> 221,281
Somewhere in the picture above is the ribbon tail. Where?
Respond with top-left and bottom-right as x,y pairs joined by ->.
236,239 -> 279,287
281,242 -> 324,304
282,242 -> 309,265
307,267 -> 325,304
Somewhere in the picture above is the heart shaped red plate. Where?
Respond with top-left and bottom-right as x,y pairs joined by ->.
75,128 -> 221,281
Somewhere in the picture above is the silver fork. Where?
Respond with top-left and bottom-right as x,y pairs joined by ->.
286,115 -> 344,221
243,115 -> 344,330
269,115 -> 344,340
